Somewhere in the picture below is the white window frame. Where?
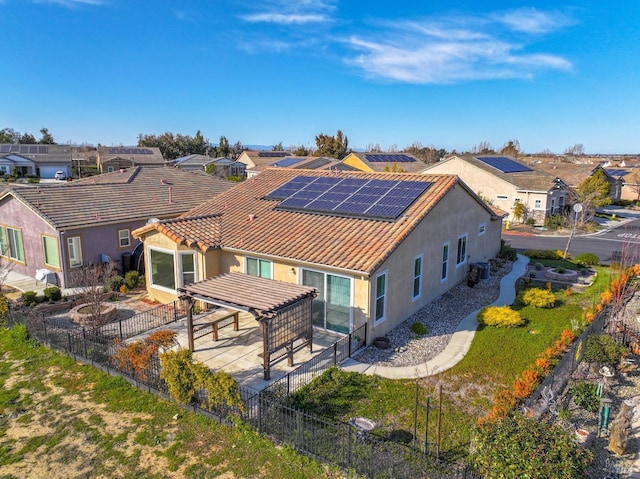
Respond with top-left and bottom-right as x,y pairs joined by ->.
496,195 -> 509,200
1,226 -> 25,263
148,246 -> 176,293
118,229 -> 131,248
456,234 -> 468,267
301,267 -> 353,334
179,251 -> 196,287
412,254 -> 423,301
534,199 -> 543,209
67,236 -> 83,268
441,242 -> 449,283
245,256 -> 273,279
374,271 -> 387,324
107,166 -> 115,172
478,223 -> 486,236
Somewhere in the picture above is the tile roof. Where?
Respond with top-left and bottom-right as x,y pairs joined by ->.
97,146 -> 165,166
135,168 -> 481,275
349,152 -> 427,173
179,272 -> 317,315
0,143 -> 72,163
534,162 -> 621,187
1,167 -> 234,229
451,155 -> 566,192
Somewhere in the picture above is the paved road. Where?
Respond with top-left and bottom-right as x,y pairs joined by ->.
504,217 -> 640,264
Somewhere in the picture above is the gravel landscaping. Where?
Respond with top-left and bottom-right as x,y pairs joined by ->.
356,258 -> 514,367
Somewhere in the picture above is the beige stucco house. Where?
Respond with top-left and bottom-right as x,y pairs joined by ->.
342,152 -> 427,173
424,155 -> 571,224
133,169 -> 502,343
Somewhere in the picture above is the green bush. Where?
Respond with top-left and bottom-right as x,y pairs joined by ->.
498,239 -> 517,261
43,286 -> 62,302
525,217 -> 536,226
472,413 -> 592,478
534,262 -> 543,270
574,252 -> 599,266
524,249 -> 562,260
544,213 -> 568,230
477,306 -> 524,328
583,334 -> 626,366
124,270 -> 140,289
520,288 -> 556,308
569,382 -> 600,413
105,275 -> 124,292
410,322 -> 428,335
0,294 -> 8,327
21,291 -> 38,307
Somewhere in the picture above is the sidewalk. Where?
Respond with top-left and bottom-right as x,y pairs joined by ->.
2,270 -> 83,298
341,254 -> 530,379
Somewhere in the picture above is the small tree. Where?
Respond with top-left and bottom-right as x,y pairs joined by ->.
512,200 -> 526,223
71,261 -> 117,328
574,168 -> 611,225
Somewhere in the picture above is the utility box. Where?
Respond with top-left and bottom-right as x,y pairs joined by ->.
477,262 -> 490,280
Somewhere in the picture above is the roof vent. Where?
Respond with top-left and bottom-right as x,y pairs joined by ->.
247,214 -> 256,222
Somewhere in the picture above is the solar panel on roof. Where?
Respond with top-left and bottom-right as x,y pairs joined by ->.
108,147 -> 154,155
296,158 -> 331,169
476,156 -> 532,173
258,151 -> 287,157
0,145 -> 10,153
365,154 -> 416,163
265,175 -> 431,220
273,157 -> 305,167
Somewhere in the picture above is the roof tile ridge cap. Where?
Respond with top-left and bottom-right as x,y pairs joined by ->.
164,212 -> 223,224
125,166 -> 142,183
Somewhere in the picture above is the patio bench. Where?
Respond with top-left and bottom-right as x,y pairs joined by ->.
193,309 -> 239,341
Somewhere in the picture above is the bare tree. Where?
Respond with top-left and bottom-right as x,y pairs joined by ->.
472,141 -> 494,155
564,144 -> 585,156
628,170 -> 640,201
365,143 -> 382,152
0,246 -> 14,293
71,261 -> 117,328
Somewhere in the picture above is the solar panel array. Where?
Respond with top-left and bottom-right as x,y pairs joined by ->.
605,168 -> 630,177
266,176 -> 431,220
272,157 -> 305,167
475,156 -> 533,173
296,157 -> 332,170
364,154 -> 417,163
108,147 -> 154,155
258,151 -> 288,158
0,145 -> 48,155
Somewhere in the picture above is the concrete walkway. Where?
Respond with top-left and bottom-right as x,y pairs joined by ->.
2,270 -> 83,298
342,254 -> 530,379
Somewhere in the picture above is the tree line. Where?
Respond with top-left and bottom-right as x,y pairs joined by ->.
0,127 -> 56,145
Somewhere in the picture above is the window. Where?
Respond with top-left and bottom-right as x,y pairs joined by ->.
534,199 -> 542,209
456,234 -> 468,266
118,229 -> 131,248
107,166 -> 115,172
478,223 -> 486,236
180,252 -> 196,286
441,242 -> 449,282
302,269 -> 352,333
67,236 -> 83,267
551,198 -> 556,213
412,255 -> 422,300
0,227 -> 25,262
514,197 -> 521,204
246,257 -> 272,279
149,248 -> 175,290
375,272 -> 387,323
42,236 -> 60,268
496,195 -> 509,200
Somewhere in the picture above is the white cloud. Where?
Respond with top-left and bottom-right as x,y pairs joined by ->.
492,8 -> 573,34
343,11 -> 573,84
33,0 -> 105,7
241,0 -> 335,25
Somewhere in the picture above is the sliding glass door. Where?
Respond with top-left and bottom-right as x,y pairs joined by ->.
302,269 -> 351,334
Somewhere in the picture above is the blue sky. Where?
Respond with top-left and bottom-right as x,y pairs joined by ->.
1,1 -> 639,154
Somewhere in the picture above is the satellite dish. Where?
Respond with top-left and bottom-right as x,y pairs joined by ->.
146,217 -> 160,224
573,203 -> 583,213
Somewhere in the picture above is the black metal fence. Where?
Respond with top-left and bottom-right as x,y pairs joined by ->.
5,306 -> 479,479
96,300 -> 188,340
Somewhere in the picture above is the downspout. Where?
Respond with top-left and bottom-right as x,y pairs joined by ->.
59,230 -> 67,289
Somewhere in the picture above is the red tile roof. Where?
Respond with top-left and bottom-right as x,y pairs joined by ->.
135,169 -> 475,275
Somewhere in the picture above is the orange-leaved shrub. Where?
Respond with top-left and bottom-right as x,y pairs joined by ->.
520,287 -> 556,308
477,306 -> 524,328
114,330 -> 176,380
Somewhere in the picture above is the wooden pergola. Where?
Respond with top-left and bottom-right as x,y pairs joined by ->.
178,272 -> 317,380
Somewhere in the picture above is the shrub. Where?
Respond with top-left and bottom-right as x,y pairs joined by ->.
523,249 -> 562,260
521,287 -> 556,308
525,217 -> 536,226
569,382 -> 600,413
472,413 -> 592,478
534,262 -> 543,270
544,213 -> 568,230
21,291 -> 38,307
583,334 -> 626,366
43,286 -> 62,302
124,270 -> 140,289
119,284 -> 129,295
498,239 -> 517,261
557,267 -> 566,274
574,252 -> 599,266
410,322 -> 428,336
478,306 -> 524,328
105,275 -> 124,292
0,294 -> 8,327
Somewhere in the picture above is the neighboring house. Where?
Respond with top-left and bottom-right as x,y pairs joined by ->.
535,162 -> 624,203
71,146 -> 98,178
0,167 -> 234,289
342,152 -> 427,174
424,155 -> 570,224
97,146 -> 165,173
0,144 -> 72,179
133,168 -> 502,342
246,155 -> 354,178
170,155 -> 246,177
237,150 -> 288,170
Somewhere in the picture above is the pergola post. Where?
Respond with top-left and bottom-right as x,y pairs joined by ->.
186,297 -> 195,352
260,320 -> 270,380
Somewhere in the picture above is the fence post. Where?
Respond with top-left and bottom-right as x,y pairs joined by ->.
333,342 -> 338,365
173,301 -> 178,323
82,328 -> 88,358
258,394 -> 262,434
119,319 -> 123,341
43,316 -> 48,344
348,332 -> 352,357
67,331 -> 72,352
347,422 -> 352,469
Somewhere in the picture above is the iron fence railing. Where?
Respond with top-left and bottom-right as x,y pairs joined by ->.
97,300 -> 188,340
